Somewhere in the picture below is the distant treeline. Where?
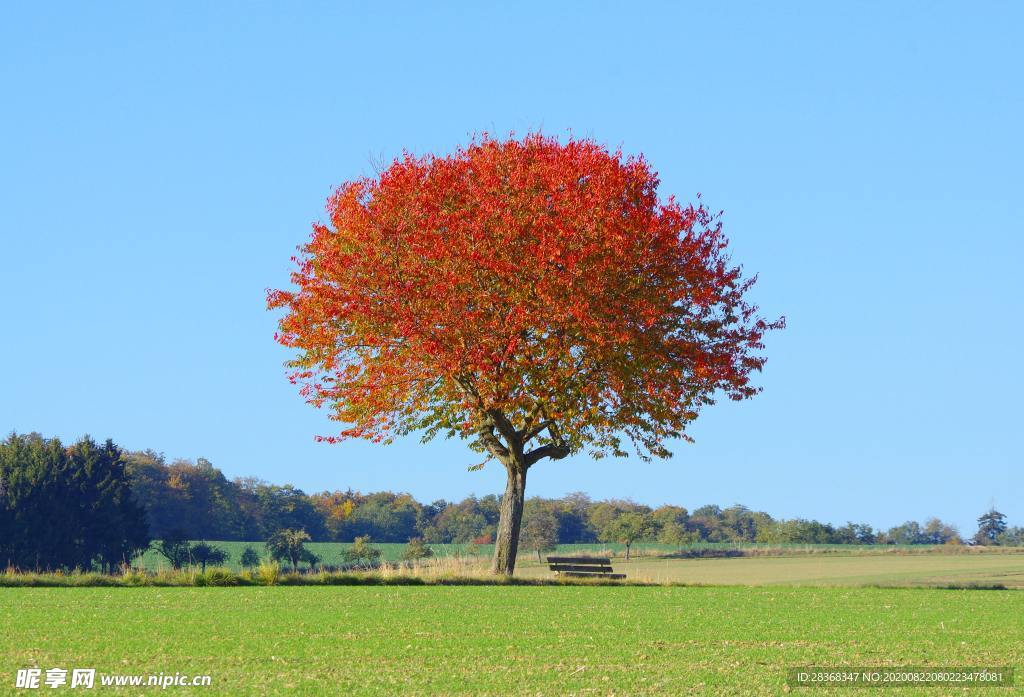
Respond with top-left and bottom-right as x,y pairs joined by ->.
2,432 -> 1021,570
118,446 -> 1022,549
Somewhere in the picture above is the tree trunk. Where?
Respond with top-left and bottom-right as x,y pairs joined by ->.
491,463 -> 527,575
625,541 -> 631,560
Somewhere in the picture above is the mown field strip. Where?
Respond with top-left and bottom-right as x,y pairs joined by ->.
514,552 -> 1024,588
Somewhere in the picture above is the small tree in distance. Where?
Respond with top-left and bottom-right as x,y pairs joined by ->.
519,505 -> 560,562
301,549 -> 322,571
975,509 -> 1007,545
154,528 -> 193,569
343,535 -> 382,568
601,511 -> 653,560
239,546 -> 261,569
401,538 -> 433,562
189,542 -> 229,573
922,518 -> 961,545
269,133 -> 784,575
997,527 -> 1024,546
652,505 -> 693,552
266,528 -> 311,570
658,522 -> 698,553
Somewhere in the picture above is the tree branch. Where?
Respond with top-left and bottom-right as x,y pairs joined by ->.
517,401 -> 545,440
476,423 -> 509,460
524,443 -> 570,467
520,419 -> 554,446
486,408 -> 519,453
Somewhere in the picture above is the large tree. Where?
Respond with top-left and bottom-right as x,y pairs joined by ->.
269,133 -> 782,574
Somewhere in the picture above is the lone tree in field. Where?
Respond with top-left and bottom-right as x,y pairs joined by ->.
269,133 -> 782,575
266,528 -> 311,570
520,504 -> 560,562
600,511 -> 653,560
343,535 -> 383,568
239,546 -> 262,569
189,542 -> 229,573
974,508 -> 1007,545
155,528 -> 193,570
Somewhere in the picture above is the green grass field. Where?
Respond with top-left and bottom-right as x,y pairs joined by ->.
2,586 -> 1020,695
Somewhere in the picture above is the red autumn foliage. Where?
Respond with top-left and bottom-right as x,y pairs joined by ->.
269,133 -> 782,466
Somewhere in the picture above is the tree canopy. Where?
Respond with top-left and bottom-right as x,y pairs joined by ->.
269,133 -> 781,462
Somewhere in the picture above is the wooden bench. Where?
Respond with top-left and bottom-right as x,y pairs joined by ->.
547,556 -> 625,579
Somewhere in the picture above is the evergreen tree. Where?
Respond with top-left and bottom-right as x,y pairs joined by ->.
975,508 -> 1008,545
0,433 -> 149,570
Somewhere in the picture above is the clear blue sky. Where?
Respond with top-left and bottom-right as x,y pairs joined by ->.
2,2 -> 1020,535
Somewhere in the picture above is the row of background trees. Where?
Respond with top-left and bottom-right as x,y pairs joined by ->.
119,446 -> 1024,548
153,530 -> 402,572
2,432 -> 1021,570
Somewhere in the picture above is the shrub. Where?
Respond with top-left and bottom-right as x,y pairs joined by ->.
121,567 -> 151,586
343,536 -> 382,567
257,560 -> 281,586
204,568 -> 239,586
401,538 -> 433,561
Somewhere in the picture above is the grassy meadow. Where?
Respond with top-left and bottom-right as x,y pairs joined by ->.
2,585 -> 1020,695
514,551 -> 1024,588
